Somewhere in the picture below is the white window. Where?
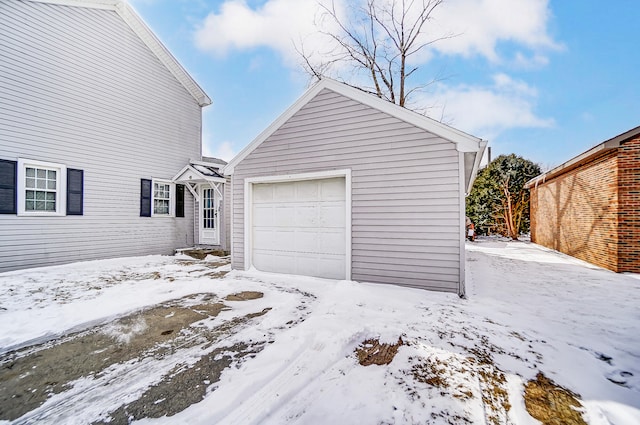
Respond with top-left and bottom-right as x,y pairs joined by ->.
17,159 -> 66,216
152,180 -> 174,217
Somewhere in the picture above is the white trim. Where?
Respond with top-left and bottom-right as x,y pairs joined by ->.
26,0 -> 117,8
190,159 -> 226,168
223,78 -> 483,175
458,153 -> 466,298
198,184 -> 220,245
27,0 -> 211,106
466,140 -> 488,194
172,165 -> 226,184
17,158 -> 67,217
243,169 -> 352,280
151,179 -> 175,217
230,175 -> 235,261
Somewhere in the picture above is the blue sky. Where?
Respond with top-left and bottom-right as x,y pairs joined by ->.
129,0 -> 639,169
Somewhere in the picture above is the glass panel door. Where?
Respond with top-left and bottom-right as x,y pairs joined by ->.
200,186 -> 220,245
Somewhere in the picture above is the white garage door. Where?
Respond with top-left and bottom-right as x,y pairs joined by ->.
251,177 -> 346,280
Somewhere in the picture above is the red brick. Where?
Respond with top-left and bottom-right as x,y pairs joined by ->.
530,137 -> 640,273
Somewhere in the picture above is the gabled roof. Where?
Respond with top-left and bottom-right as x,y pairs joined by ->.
26,0 -> 211,106
525,125 -> 640,189
173,160 -> 225,184
223,78 -> 484,175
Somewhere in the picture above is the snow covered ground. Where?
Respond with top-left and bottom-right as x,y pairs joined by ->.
1,240 -> 639,424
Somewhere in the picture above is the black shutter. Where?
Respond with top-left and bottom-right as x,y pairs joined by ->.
140,179 -> 152,217
0,159 -> 17,214
66,168 -> 84,215
175,184 -> 185,218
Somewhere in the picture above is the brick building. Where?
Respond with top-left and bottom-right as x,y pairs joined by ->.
525,126 -> 640,273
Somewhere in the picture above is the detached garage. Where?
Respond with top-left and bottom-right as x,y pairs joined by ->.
223,78 -> 486,295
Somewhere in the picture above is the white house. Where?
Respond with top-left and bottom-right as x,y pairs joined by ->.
223,79 -> 487,296
0,0 -> 228,272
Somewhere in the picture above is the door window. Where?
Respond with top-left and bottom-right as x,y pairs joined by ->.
202,188 -> 216,229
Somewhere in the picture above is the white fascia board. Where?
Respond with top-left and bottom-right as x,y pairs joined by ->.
223,78 -> 483,175
26,0 -> 118,8
171,164 -> 193,181
173,165 -> 225,183
29,0 -> 211,107
466,140 -> 488,193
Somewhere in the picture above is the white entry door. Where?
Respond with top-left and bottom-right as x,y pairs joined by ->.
200,186 -> 219,245
251,177 -> 346,280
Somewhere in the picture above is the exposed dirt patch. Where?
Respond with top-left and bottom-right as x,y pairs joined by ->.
472,358 -> 511,425
179,249 -> 229,260
411,356 -> 451,389
203,270 -> 230,279
94,341 -> 264,425
356,337 -> 403,366
405,340 -> 511,425
225,291 -> 264,301
524,372 -> 586,425
0,294 -> 270,422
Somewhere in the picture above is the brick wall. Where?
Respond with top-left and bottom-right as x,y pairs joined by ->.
618,137 -> 640,272
530,151 -> 619,271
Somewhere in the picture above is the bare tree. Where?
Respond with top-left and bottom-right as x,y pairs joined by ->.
298,0 -> 453,107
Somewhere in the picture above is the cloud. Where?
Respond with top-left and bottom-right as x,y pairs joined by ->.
423,74 -> 554,139
431,0 -> 561,61
194,0 -> 331,65
194,0 -> 560,68
204,141 -> 237,162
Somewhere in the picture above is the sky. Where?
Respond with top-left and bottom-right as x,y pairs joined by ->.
128,0 -> 640,169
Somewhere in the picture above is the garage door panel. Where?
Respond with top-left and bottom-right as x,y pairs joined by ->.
294,205 -> 319,227
318,257 -> 346,280
253,205 -> 274,227
254,229 -> 296,250
274,206 -> 295,226
251,177 -> 347,280
274,182 -> 296,200
319,230 -> 346,254
320,204 -> 345,227
293,230 -> 320,253
253,184 -> 274,202
295,180 -> 320,201
253,251 -> 296,274
321,179 -> 345,199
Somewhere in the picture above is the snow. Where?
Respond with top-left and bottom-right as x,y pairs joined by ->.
1,240 -> 639,424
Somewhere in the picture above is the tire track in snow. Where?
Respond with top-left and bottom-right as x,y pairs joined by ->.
216,339 -> 346,425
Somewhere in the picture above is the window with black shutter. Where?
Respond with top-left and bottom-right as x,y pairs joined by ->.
66,168 -> 84,215
175,184 -> 185,218
140,179 -> 152,217
0,159 -> 17,214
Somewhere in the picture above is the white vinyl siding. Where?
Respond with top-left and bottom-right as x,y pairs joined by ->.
0,1 -> 201,271
232,89 -> 462,293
